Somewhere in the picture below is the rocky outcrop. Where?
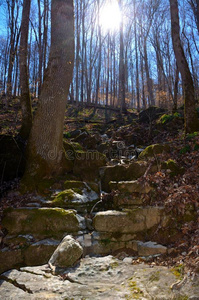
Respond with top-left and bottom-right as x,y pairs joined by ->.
0,256 -> 198,299
100,161 -> 149,192
2,207 -> 81,239
93,207 -> 164,234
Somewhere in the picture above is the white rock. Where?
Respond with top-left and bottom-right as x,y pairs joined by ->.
48,235 -> 83,268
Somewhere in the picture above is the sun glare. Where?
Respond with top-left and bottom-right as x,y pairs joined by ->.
99,1 -> 121,32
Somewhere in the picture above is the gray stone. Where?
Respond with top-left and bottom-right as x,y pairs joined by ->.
24,239 -> 60,266
138,241 -> 167,256
0,248 -> 23,274
93,207 -> 164,234
110,180 -> 152,193
48,235 -> 83,268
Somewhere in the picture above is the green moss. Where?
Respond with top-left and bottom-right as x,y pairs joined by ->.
173,296 -> 189,300
171,264 -> 184,280
126,279 -> 144,299
138,143 -> 170,159
180,145 -> 191,154
158,112 -> 182,125
70,142 -> 83,151
149,271 -> 160,282
158,114 -> 173,124
109,261 -> 119,269
161,159 -> 184,177
186,131 -> 198,140
52,189 -> 75,207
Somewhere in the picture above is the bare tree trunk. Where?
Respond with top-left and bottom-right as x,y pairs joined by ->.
75,0 -> 80,106
80,0 -> 85,104
173,63 -> 179,112
189,0 -> 199,34
134,0 -> 140,111
19,0 -> 33,140
119,0 -> 126,113
37,0 -> 43,96
23,0 -> 74,185
170,0 -> 198,133
95,0 -> 101,107
144,38 -> 155,106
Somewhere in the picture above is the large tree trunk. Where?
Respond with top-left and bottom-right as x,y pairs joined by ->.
24,0 -> 74,183
19,0 -> 33,140
170,0 -> 198,133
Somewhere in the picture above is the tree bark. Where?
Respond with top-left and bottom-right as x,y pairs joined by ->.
118,0 -> 126,113
24,0 -> 74,182
19,0 -> 33,140
170,0 -> 198,133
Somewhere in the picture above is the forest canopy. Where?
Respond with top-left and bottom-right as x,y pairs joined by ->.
0,0 -> 198,112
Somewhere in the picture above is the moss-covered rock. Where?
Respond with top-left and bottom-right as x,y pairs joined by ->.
2,207 -> 80,239
161,159 -> 184,177
51,182 -> 99,211
53,189 -> 76,207
138,143 -> 170,159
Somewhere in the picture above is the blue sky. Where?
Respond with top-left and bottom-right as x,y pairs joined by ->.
0,3 -> 8,36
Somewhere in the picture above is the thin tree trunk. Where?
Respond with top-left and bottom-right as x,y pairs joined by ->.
144,38 -> 154,106
75,0 -> 80,106
118,0 -> 126,113
173,63 -> 179,112
19,0 -> 33,140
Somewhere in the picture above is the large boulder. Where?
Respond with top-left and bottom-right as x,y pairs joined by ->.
138,143 -> 170,160
48,235 -> 83,269
2,208 -> 80,239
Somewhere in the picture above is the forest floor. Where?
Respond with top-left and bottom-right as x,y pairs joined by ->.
0,98 -> 199,276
